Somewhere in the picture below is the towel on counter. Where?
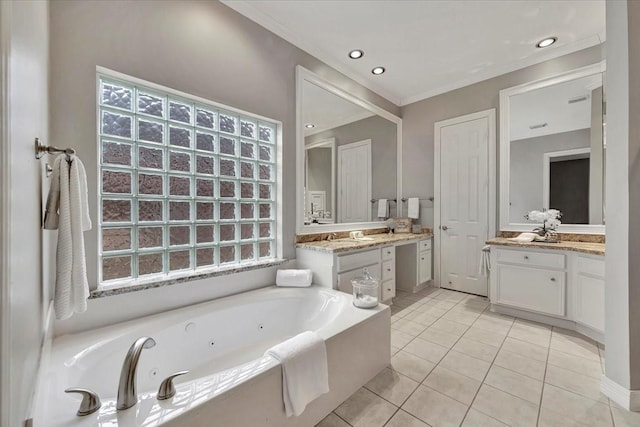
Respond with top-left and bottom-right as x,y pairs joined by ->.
479,245 -> 491,277
276,269 -> 313,287
377,199 -> 389,218
265,331 -> 329,417
407,198 -> 420,219
44,155 -> 92,320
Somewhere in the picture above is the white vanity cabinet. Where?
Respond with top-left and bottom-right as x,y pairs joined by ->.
574,255 -> 605,333
493,248 -> 566,317
296,235 -> 433,304
336,248 -> 383,296
380,246 -> 396,301
396,239 -> 433,293
489,244 -> 604,343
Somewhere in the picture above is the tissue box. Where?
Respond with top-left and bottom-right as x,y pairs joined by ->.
394,217 -> 412,234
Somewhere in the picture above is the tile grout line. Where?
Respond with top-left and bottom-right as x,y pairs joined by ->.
458,306 -> 517,427
534,324 -> 553,427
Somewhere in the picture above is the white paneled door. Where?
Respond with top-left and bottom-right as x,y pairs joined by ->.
435,110 -> 495,296
338,139 -> 371,223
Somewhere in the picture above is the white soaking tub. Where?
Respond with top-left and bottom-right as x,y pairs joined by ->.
35,286 -> 390,426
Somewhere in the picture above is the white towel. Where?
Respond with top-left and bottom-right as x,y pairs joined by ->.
276,269 -> 312,287
265,331 -> 329,417
377,199 -> 388,218
479,245 -> 491,277
44,155 -> 92,320
407,198 -> 420,219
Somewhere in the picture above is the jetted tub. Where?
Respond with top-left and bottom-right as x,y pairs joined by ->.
35,286 -> 390,426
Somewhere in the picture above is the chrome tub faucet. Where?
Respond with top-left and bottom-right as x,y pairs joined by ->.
117,336 -> 156,410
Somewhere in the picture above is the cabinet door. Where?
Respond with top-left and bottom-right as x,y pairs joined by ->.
576,274 -> 605,332
495,265 -> 565,316
418,249 -> 432,283
381,279 -> 395,301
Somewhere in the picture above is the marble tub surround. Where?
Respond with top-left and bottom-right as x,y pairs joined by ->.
497,231 -> 605,243
486,237 -> 605,256
90,259 -> 289,299
297,232 -> 433,254
316,288 -> 631,427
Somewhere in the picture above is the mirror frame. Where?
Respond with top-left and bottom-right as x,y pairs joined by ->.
296,65 -> 403,234
499,61 -> 606,234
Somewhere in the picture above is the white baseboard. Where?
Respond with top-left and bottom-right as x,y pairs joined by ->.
601,375 -> 640,411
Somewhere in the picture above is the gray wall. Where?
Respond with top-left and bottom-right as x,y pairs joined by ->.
306,115 -> 398,219
50,0 -> 398,334
0,1 -> 50,426
400,45 -> 603,228
509,129 -> 591,222
605,0 -> 640,393
306,147 -> 333,215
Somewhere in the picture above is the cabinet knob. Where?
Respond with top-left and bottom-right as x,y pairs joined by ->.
524,255 -> 529,260
387,288 -> 391,292
421,258 -> 425,261
550,277 -> 556,282
387,268 -> 391,272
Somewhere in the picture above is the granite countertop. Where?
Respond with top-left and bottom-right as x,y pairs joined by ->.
486,237 -> 605,256
297,232 -> 433,253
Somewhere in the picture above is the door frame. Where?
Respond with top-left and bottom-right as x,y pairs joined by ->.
434,109 -> 496,289
542,147 -> 591,210
337,139 -> 372,223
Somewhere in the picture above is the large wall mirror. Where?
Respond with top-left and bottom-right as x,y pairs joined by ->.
499,62 -> 605,234
296,66 -> 402,234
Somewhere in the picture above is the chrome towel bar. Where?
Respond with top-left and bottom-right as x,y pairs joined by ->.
34,137 -> 76,159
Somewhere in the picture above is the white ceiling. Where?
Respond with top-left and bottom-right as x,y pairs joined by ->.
222,0 -> 605,106
510,74 -> 602,141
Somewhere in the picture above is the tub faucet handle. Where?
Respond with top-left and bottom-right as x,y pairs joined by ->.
65,388 -> 101,416
157,370 -> 189,400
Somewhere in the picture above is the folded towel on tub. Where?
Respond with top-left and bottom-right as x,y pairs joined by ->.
276,269 -> 312,287
265,331 -> 329,417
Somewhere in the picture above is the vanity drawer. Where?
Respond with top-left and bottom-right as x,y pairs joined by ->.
382,246 -> 395,261
382,260 -> 395,281
419,239 -> 432,251
381,279 -> 395,301
337,263 -> 381,294
495,248 -> 565,269
337,249 -> 381,273
577,256 -> 605,278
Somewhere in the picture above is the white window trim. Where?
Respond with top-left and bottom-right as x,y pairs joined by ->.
96,66 -> 283,291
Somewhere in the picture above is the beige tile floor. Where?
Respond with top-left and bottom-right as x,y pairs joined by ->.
316,287 -> 640,427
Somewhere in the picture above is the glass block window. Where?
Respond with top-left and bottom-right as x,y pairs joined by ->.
98,75 -> 278,285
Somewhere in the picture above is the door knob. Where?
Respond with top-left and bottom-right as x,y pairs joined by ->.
441,225 -> 449,230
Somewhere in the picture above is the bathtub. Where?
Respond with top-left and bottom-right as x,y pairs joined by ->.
35,285 -> 390,426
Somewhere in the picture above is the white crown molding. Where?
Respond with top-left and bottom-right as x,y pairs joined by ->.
221,0 -> 403,106
601,375 -> 640,411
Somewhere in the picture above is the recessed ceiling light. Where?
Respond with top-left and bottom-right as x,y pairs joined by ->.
348,49 -> 364,59
305,123 -> 315,129
536,37 -> 557,48
372,67 -> 385,75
